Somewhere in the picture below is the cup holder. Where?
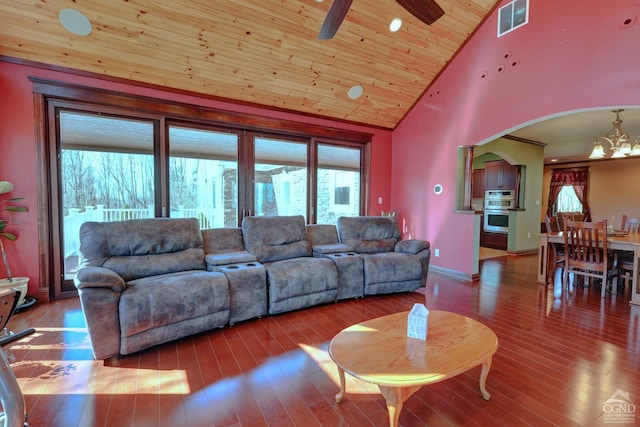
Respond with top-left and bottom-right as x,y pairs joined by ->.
227,265 -> 239,270
246,263 -> 257,267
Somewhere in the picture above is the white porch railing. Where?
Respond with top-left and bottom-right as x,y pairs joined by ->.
63,205 -> 219,260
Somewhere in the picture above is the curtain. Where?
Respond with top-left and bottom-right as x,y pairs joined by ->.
547,167 -> 591,221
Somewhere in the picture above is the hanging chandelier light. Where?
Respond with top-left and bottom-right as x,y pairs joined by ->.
589,109 -> 640,159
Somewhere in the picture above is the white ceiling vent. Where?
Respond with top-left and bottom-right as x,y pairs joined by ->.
498,0 -> 529,37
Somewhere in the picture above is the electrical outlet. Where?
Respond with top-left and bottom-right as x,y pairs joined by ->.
435,248 -> 440,257
527,232 -> 531,238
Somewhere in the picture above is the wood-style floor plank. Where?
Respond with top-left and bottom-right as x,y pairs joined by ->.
4,253 -> 640,426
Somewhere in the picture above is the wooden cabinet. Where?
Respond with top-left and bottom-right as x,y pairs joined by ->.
484,160 -> 517,190
480,214 -> 507,250
482,231 -> 508,250
472,169 -> 485,198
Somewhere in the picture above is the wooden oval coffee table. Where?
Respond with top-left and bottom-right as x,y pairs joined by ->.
328,310 -> 499,427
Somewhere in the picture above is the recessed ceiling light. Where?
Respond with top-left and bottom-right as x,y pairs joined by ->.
314,0 -> 325,3
59,8 -> 92,36
551,159 -> 558,162
347,85 -> 363,100
389,18 -> 403,32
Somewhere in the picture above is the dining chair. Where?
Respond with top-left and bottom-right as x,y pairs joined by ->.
545,215 -> 565,284
556,212 -> 581,233
621,215 -> 640,233
616,215 -> 640,293
562,219 -> 610,298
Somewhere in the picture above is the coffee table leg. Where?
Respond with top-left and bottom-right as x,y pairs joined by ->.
379,385 -> 421,427
479,357 -> 493,400
335,366 -> 346,403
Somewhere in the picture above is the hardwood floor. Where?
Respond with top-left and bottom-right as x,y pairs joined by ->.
4,253 -> 640,426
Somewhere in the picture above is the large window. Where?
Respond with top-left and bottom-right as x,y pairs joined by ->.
36,81 -> 370,299
60,111 -> 156,280
254,137 -> 307,218
168,124 -> 239,227
316,144 -> 361,223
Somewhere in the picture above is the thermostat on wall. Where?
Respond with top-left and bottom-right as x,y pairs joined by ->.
433,184 -> 443,194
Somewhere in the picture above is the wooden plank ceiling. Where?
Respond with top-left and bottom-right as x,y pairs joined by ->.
0,0 -> 497,129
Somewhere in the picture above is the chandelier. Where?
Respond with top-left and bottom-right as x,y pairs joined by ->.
589,109 -> 640,159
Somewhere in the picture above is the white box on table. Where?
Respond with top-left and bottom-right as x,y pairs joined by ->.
407,303 -> 429,340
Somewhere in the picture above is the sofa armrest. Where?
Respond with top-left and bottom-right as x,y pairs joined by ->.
74,266 -> 125,359
312,243 -> 354,255
74,266 -> 126,292
395,239 -> 430,255
205,251 -> 257,268
395,240 -> 431,288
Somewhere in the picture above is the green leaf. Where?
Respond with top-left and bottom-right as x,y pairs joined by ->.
0,233 -> 16,241
5,207 -> 27,213
0,181 -> 13,195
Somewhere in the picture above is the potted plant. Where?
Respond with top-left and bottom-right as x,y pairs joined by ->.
0,181 -> 29,306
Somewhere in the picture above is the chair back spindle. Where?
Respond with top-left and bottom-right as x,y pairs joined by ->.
563,219 -> 609,298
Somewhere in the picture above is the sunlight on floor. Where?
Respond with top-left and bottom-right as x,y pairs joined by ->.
5,325 -> 192,396
298,343 -> 379,396
12,357 -> 191,395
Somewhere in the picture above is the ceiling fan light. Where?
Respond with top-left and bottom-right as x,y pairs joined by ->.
589,143 -> 605,159
389,18 -> 403,33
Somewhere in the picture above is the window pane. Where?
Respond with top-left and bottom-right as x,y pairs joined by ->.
169,125 -> 239,228
556,185 -> 582,213
316,144 -> 361,224
60,111 -> 155,280
254,137 -> 307,218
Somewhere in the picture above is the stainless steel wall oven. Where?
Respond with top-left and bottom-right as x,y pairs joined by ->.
484,190 -> 515,233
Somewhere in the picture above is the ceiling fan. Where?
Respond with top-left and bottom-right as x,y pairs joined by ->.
318,0 -> 445,40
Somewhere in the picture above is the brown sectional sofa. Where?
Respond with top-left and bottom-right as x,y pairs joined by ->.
74,215 -> 430,359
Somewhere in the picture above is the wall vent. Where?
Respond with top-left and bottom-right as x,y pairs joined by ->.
498,0 -> 529,37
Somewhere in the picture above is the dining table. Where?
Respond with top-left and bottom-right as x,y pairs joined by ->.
537,231 -> 640,305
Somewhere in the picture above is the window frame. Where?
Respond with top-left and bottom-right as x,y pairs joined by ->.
33,78 -> 372,300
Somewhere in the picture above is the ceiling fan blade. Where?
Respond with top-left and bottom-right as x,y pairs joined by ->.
318,0 -> 354,40
396,0 -> 445,26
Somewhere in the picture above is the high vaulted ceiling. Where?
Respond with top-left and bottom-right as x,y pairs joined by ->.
0,0 -> 497,130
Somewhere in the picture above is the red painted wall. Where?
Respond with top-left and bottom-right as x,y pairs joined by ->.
0,61 -> 392,297
392,1 -> 640,277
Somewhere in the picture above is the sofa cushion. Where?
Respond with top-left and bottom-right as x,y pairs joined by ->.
119,270 -> 230,338
79,218 -> 206,281
202,227 -> 247,253
337,216 -> 400,253
242,215 -> 312,262
265,257 -> 338,314
307,224 -> 340,245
